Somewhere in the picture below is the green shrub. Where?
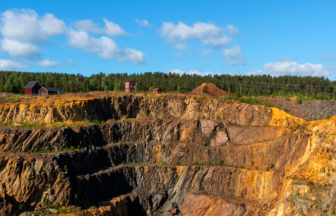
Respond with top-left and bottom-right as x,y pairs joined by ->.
296,98 -> 302,104
325,114 -> 332,119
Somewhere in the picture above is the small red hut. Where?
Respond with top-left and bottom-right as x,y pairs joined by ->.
24,81 -> 42,95
124,81 -> 137,93
152,88 -> 163,93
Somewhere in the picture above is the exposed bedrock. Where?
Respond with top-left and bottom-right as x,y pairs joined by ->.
0,96 -> 329,215
0,95 -> 274,125
0,119 -> 311,215
0,119 -> 295,152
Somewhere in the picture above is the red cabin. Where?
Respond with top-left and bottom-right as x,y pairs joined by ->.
124,81 -> 137,93
24,81 -> 42,95
152,88 -> 163,93
38,87 -> 65,96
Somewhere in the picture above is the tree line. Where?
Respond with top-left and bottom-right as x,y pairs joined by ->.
0,71 -> 336,99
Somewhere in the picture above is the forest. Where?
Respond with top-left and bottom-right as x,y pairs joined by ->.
0,71 -> 335,99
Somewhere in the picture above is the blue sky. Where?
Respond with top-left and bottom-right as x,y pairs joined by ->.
0,0 -> 336,79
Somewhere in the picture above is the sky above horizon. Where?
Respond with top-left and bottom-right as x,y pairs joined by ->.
0,0 -> 336,79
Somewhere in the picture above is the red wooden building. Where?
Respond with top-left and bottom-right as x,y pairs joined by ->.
152,88 -> 163,93
24,81 -> 42,95
124,81 -> 137,93
38,87 -> 65,95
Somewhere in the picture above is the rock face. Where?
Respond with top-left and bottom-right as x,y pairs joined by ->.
0,94 -> 335,215
0,95 -> 274,125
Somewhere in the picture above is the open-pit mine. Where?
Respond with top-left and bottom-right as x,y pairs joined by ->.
0,93 -> 335,215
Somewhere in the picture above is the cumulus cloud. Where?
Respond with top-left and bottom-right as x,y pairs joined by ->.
0,9 -> 66,43
103,18 -> 128,36
73,19 -> 102,34
39,13 -> 67,35
38,59 -> 61,67
174,44 -> 189,51
0,9 -> 66,60
1,38 -> 44,60
67,29 -> 145,64
67,29 -> 101,51
135,19 -> 152,28
158,22 -> 236,48
250,61 -> 335,77
0,59 -> 28,70
166,69 -> 221,76
73,18 -> 128,36
223,45 -> 245,66
226,24 -> 238,35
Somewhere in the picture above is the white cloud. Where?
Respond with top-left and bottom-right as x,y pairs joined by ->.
0,9 -> 66,60
135,19 -> 153,28
39,13 -> 67,35
0,9 -> 66,43
67,29 -> 100,51
103,18 -> 128,36
73,19 -> 102,34
67,59 -> 77,66
159,22 -> 234,48
223,45 -> 245,66
226,24 -> 238,35
0,59 -> 28,70
263,61 -> 334,76
38,59 -> 61,67
202,36 -> 231,47
73,18 -> 128,36
1,38 -> 44,60
166,69 -> 220,76
67,29 -> 145,64
174,44 -> 189,51
250,61 -> 335,77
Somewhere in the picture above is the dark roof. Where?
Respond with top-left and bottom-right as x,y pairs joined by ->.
41,87 -> 65,94
153,88 -> 163,91
24,81 -> 40,88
